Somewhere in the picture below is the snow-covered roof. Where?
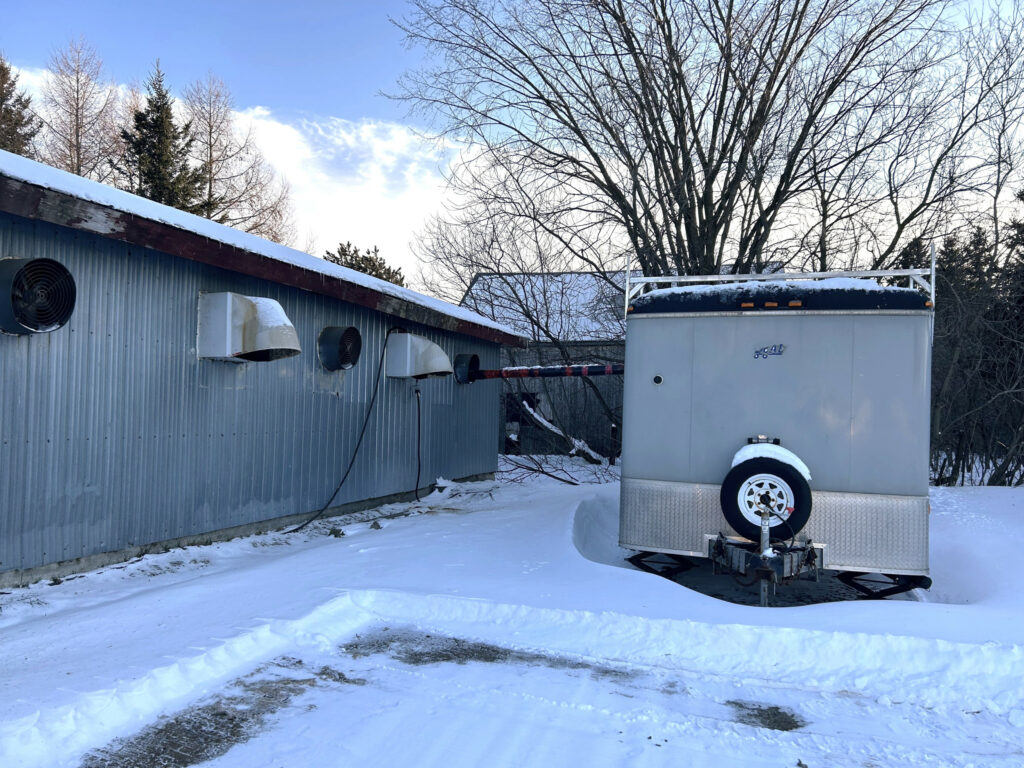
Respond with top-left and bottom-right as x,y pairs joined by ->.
632,277 -> 929,314
461,271 -> 631,343
644,277 -> 918,296
0,150 -> 524,346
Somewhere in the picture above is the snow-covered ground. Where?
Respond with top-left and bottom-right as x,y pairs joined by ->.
2,463 -> 1023,767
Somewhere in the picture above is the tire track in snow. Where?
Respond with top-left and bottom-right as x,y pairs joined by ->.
328,626 -> 1019,768
350,589 -> 1024,716
0,593 -> 375,768
335,590 -> 1024,766
8,587 -> 1023,767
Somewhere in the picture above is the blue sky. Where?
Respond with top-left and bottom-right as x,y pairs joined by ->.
4,0 -> 449,279
3,0 -> 421,122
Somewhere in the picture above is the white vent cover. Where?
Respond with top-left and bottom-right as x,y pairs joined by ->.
386,332 -> 453,378
198,292 -> 301,362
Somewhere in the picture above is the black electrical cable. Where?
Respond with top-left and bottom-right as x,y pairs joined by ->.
414,387 -> 422,501
769,510 -> 799,550
288,327 -> 400,533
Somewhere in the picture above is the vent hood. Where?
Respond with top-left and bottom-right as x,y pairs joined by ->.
198,292 -> 301,362
386,332 -> 453,378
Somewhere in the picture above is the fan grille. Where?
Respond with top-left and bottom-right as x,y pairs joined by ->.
338,327 -> 362,369
318,326 -> 362,371
5,259 -> 77,333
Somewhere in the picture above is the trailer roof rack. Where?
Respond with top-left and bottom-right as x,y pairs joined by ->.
623,247 -> 936,319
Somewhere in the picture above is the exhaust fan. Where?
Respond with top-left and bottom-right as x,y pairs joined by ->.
318,326 -> 362,371
386,332 -> 453,378
0,258 -> 76,334
197,292 -> 301,362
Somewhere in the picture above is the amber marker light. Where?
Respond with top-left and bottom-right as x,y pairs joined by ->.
765,301 -> 778,308
788,300 -> 803,308
741,302 -> 755,308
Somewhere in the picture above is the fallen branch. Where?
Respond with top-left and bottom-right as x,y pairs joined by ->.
520,400 -> 603,465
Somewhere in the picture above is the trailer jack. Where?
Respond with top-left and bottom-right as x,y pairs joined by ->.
707,532 -> 820,607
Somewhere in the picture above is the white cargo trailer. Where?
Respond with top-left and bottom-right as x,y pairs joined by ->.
619,270 -> 934,598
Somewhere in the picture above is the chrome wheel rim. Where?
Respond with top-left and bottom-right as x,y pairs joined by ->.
737,473 -> 795,527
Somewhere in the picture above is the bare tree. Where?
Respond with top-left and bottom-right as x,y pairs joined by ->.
972,4 -> 1024,262
418,149 -> 627,311
420,165 -> 626,460
182,73 -> 295,244
399,0 -> 1024,277
38,37 -> 119,181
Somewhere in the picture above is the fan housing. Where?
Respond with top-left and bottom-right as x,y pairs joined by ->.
0,258 -> 77,335
318,326 -> 362,371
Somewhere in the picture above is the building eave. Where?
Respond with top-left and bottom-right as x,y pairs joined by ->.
0,173 -> 527,347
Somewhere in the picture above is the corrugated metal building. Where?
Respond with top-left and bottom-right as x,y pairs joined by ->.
0,150 -> 523,585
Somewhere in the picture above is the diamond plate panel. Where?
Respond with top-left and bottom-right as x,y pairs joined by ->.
803,491 -> 929,573
619,480 -> 735,555
620,478 -> 928,574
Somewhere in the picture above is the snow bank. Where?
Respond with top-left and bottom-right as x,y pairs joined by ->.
0,594 -> 375,768
2,469 -> 1024,767
350,588 -> 1024,718
571,493 -> 635,568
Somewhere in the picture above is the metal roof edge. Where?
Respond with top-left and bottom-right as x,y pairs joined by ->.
0,172 -> 526,347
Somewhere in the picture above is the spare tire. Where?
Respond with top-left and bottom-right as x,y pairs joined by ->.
720,457 -> 812,543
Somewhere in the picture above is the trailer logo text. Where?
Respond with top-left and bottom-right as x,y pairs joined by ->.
754,344 -> 785,359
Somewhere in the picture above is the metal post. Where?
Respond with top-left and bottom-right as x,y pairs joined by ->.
624,259 -> 632,318
929,242 -> 937,307
929,242 -> 937,345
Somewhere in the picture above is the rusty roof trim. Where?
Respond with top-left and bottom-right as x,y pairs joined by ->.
0,173 -> 527,347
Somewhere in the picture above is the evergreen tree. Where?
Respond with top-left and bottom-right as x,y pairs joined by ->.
117,64 -> 205,212
1008,189 -> 1024,254
0,54 -> 40,157
323,242 -> 405,286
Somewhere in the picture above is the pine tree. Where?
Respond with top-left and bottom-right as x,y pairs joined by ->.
117,64 -> 205,212
323,242 -> 405,286
0,54 -> 40,157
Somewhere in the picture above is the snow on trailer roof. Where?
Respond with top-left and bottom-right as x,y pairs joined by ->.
631,277 -> 931,315
0,150 -> 524,346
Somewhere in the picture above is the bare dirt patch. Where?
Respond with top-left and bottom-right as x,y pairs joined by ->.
342,627 -> 635,682
79,657 -> 365,768
726,700 -> 807,731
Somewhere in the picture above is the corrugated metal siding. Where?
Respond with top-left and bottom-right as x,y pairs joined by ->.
0,213 -> 500,573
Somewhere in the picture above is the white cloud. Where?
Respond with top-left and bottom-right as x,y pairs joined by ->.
12,65 -> 48,98
15,61 -> 451,284
240,108 -> 453,279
